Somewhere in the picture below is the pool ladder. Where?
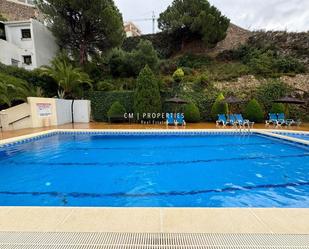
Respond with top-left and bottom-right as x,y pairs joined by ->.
234,123 -> 254,135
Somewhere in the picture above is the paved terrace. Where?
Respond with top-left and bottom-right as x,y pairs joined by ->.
0,123 -> 308,234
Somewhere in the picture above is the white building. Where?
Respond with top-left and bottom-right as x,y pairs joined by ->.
0,18 -> 58,70
124,22 -> 142,37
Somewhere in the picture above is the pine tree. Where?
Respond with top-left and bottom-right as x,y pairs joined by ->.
134,65 -> 162,115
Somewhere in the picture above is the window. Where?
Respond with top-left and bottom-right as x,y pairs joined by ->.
21,29 -> 31,39
11,59 -> 19,67
23,55 -> 32,65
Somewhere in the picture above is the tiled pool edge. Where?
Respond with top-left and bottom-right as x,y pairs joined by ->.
1,128 -> 308,148
0,129 -> 308,234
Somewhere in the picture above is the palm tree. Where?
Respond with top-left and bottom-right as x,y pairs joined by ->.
0,73 -> 31,106
40,54 -> 92,122
40,54 -> 92,99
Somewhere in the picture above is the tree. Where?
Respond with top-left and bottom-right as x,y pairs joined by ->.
108,40 -> 159,77
107,101 -> 126,118
158,0 -> 230,48
36,0 -> 125,65
40,54 -> 92,99
184,103 -> 200,123
132,40 -> 159,74
134,65 -> 162,116
245,99 -> 264,123
270,103 -> 285,114
0,73 -> 31,106
211,93 -> 228,119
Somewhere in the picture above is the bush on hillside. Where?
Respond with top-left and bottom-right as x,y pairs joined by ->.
184,103 -> 200,123
109,40 -> 159,77
133,40 -> 159,73
134,65 -> 162,116
0,63 -> 57,97
244,99 -> 264,123
255,80 -> 291,112
107,101 -> 126,118
177,53 -> 212,68
270,103 -> 285,114
96,80 -> 115,91
274,56 -> 305,74
211,93 -> 228,119
172,68 -> 185,82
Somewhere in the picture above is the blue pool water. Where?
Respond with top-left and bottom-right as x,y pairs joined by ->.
0,132 -> 308,207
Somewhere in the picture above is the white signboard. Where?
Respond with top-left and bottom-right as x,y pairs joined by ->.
36,103 -> 52,117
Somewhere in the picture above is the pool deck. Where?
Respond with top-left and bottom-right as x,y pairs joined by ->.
0,123 -> 308,235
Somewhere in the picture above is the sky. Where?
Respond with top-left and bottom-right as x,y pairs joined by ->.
114,0 -> 309,34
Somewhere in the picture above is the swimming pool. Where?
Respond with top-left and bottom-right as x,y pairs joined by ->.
0,131 -> 308,207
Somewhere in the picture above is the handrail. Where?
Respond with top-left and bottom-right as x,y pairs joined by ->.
9,115 -> 30,125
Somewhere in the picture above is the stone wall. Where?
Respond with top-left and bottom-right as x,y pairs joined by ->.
180,23 -> 252,56
215,74 -> 309,95
0,0 -> 37,21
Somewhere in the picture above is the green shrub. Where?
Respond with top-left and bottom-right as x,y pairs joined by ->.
246,50 -> 275,76
134,65 -> 162,115
159,59 -> 177,74
274,57 -> 305,74
177,53 -> 212,68
109,40 -> 159,77
0,63 -> 58,97
172,68 -> 185,82
96,80 -> 115,91
122,32 -> 179,59
244,99 -> 264,122
86,91 -> 134,121
211,93 -> 228,119
270,103 -> 285,114
108,48 -> 133,77
184,103 -> 200,123
204,62 -> 250,81
107,101 -> 126,118
132,40 -> 159,73
255,80 -> 291,112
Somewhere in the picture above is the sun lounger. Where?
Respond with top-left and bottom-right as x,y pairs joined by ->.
176,113 -> 186,126
227,114 -> 237,126
235,114 -> 249,126
266,113 -> 279,126
277,113 -> 295,126
216,114 -> 227,126
166,113 -> 175,126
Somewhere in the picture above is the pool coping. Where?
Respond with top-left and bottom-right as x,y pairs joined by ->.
1,128 -> 308,147
0,129 -> 308,234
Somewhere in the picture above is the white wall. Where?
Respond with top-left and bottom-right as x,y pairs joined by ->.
74,100 -> 91,123
55,99 -> 91,124
55,99 -> 72,125
31,19 -> 58,67
0,39 -> 22,65
1,19 -> 58,69
4,21 -> 35,69
5,22 -> 33,49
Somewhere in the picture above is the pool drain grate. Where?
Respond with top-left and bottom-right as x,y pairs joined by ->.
0,232 -> 308,248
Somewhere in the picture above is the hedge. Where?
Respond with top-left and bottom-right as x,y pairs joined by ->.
86,91 -> 134,121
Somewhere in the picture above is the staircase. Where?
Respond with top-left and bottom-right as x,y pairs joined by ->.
0,103 -> 31,131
